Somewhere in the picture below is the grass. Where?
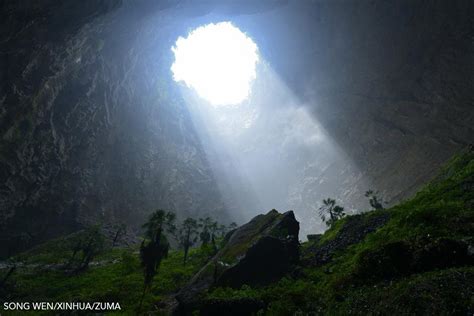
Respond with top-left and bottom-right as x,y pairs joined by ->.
2,149 -> 473,315
205,148 -> 474,315
1,244 -> 213,315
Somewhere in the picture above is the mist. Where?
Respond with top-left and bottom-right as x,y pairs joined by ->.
181,59 -> 370,237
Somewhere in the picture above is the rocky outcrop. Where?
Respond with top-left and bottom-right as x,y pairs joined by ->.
175,209 -> 299,315
303,212 -> 390,266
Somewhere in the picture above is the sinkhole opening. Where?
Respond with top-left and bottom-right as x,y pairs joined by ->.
171,22 -> 259,106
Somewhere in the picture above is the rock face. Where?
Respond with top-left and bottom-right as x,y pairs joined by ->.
175,209 -> 299,314
241,0 -> 474,208
1,0 -> 473,256
0,1 -> 235,257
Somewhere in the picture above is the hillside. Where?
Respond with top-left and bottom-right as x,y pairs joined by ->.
1,148 -> 473,315
205,147 -> 474,314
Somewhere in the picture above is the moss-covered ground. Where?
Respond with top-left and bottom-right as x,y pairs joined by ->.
1,149 -> 473,315
1,240 -> 214,315
207,148 -> 474,314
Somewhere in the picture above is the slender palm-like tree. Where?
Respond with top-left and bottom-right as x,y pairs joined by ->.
177,217 -> 199,266
365,190 -> 385,210
319,198 -> 346,227
139,209 -> 176,309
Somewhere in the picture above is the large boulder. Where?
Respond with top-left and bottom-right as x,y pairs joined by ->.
175,209 -> 299,315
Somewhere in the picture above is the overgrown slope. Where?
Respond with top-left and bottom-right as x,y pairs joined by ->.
0,234 -> 215,314
206,148 -> 474,315
1,148 -> 473,315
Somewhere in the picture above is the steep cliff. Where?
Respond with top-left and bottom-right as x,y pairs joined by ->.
1,0 -> 473,256
240,0 -> 474,205
0,1 -> 234,257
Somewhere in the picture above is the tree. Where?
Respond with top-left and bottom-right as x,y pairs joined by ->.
365,190 -> 385,210
142,210 -> 176,242
139,210 -> 176,307
176,217 -> 199,266
198,218 -> 238,256
68,225 -> 105,273
207,221 -> 221,254
227,222 -> 238,232
112,223 -> 127,247
221,222 -> 238,238
319,198 -> 346,227
78,226 -> 105,271
198,217 -> 213,247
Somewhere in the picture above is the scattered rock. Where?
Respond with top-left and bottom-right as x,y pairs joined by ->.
304,212 -> 390,266
175,209 -> 299,315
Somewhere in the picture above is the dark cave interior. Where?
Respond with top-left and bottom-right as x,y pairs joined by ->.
0,0 -> 473,314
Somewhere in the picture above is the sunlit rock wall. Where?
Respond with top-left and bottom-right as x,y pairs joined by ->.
0,1 -> 236,257
240,0 -> 474,208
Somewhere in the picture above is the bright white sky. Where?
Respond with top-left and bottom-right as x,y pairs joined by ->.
171,22 -> 259,106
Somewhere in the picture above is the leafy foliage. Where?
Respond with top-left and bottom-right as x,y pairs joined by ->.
365,189 -> 385,210
2,149 -> 473,315
139,209 -> 176,307
206,149 -> 474,315
318,198 -> 346,227
68,225 -> 105,272
198,217 -> 235,254
142,209 -> 176,241
112,223 -> 127,247
1,247 -> 210,314
176,217 -> 199,266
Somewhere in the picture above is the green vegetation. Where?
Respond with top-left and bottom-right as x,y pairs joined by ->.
218,210 -> 285,264
68,225 -> 105,272
112,223 -> 127,248
1,149 -> 473,315
0,242 -> 212,314
176,218 -> 199,266
206,148 -> 474,314
0,211 -> 232,314
318,197 -> 346,227
365,189 -> 385,210
139,209 -> 176,304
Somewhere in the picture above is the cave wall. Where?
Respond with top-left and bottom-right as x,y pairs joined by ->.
1,0 -> 473,255
0,0 -> 236,257
236,0 -> 474,205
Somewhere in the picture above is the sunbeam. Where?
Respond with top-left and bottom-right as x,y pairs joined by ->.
179,53 -> 370,238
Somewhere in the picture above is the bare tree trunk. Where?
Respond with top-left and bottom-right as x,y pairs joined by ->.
112,229 -> 120,247
183,245 -> 189,266
183,228 -> 191,266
